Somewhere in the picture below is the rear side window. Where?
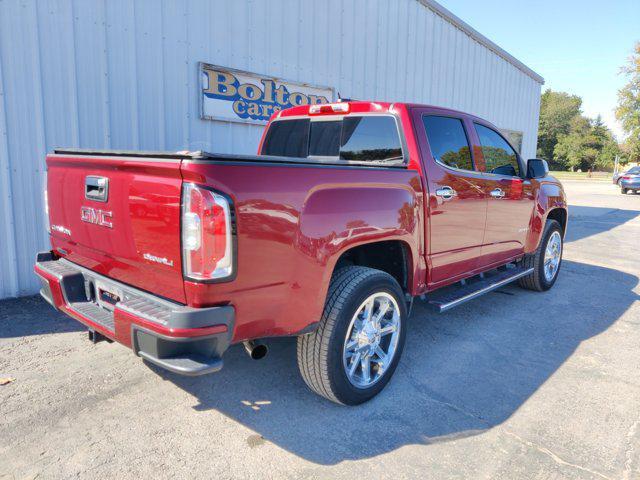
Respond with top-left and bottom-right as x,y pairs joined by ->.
474,123 -> 520,176
261,116 -> 403,163
422,116 -> 474,171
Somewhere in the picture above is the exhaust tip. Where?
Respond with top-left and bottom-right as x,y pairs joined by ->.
251,343 -> 268,360
243,341 -> 268,360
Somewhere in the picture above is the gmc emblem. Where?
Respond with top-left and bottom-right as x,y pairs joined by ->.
81,206 -> 113,228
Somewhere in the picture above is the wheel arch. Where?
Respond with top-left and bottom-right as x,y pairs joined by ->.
330,239 -> 415,294
546,207 -> 568,237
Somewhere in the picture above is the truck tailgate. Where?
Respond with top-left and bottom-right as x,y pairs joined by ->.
46,154 -> 186,303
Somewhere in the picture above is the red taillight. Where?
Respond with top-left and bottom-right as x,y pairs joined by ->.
182,183 -> 233,281
622,175 -> 633,180
44,171 -> 50,233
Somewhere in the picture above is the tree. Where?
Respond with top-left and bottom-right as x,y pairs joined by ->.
537,89 -> 582,166
615,42 -> 640,163
597,138 -> 621,170
554,115 -> 620,171
538,87 -> 623,171
592,115 -> 621,170
554,116 -> 594,171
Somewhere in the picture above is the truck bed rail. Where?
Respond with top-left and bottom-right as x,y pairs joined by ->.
52,149 -> 407,168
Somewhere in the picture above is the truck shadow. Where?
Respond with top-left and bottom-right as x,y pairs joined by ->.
154,259 -> 638,464
566,204 -> 639,242
0,295 -> 83,338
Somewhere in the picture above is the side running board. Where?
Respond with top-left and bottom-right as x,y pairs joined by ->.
427,265 -> 534,313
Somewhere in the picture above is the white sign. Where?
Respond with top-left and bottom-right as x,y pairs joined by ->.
200,63 -> 334,124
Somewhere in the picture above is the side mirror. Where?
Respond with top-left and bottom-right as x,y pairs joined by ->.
527,158 -> 549,179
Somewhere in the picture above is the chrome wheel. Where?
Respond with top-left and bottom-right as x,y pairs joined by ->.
543,231 -> 562,282
342,292 -> 401,389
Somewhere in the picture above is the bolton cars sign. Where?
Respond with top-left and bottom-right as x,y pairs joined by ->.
200,63 -> 334,124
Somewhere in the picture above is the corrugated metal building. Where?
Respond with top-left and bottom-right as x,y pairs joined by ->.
0,0 -> 544,299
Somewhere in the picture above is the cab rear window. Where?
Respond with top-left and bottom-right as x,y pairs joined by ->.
260,119 -> 309,157
261,116 -> 403,163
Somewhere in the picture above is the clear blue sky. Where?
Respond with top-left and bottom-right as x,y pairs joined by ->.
438,0 -> 640,140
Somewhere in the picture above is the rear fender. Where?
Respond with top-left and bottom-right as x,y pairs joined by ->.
299,184 -> 421,309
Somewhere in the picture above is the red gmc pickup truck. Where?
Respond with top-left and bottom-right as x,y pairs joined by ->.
35,101 -> 567,405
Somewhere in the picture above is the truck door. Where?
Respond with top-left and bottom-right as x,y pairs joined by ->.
470,122 -> 535,266
412,108 -> 488,287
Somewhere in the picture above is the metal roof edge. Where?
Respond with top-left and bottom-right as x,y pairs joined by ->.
417,0 -> 545,85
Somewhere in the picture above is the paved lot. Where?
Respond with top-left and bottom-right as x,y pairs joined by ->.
1,180 -> 639,479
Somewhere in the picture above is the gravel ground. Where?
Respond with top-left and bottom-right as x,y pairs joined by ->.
1,180 -> 639,479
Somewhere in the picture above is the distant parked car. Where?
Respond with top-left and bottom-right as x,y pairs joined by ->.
619,169 -> 640,194
613,166 -> 640,185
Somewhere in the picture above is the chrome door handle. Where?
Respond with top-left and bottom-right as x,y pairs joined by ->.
490,188 -> 505,198
435,186 -> 457,199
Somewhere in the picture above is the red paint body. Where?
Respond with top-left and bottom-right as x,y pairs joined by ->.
41,102 -> 567,346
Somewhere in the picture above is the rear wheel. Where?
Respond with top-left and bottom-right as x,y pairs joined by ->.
622,187 -> 628,194
297,266 -> 407,405
518,219 -> 563,292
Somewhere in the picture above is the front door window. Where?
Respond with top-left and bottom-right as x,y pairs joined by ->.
474,123 -> 521,177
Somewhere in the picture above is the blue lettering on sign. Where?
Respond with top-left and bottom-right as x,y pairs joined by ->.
202,68 -> 329,121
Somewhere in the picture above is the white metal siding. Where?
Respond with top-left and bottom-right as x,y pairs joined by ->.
0,0 -> 542,299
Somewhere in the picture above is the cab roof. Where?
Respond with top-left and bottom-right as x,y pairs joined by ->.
275,101 -> 396,118
274,100 -> 488,124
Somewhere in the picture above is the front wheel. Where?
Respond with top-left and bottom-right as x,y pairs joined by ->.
518,219 -> 563,292
297,266 -> 407,405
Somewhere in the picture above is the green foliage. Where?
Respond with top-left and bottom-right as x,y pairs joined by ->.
538,88 -> 622,171
615,42 -> 640,163
593,116 -> 621,170
537,90 -> 582,166
553,115 -> 620,171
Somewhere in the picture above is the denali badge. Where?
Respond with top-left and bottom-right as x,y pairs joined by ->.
143,253 -> 174,267
80,206 -> 113,228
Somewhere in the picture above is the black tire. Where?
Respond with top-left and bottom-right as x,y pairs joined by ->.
518,219 -> 563,292
296,266 -> 407,405
622,188 -> 628,194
